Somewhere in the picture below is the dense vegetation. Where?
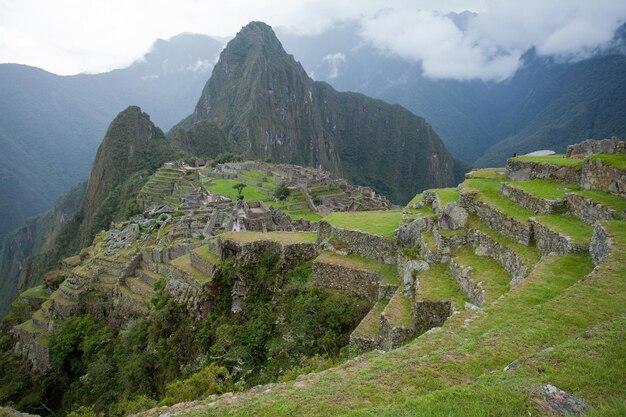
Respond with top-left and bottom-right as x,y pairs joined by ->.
0,255 -> 369,416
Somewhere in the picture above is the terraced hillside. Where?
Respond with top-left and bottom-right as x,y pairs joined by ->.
3,139 -> 625,416
133,139 -> 625,417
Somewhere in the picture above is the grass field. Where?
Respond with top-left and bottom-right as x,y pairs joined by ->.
323,210 -> 403,238
510,154 -> 583,169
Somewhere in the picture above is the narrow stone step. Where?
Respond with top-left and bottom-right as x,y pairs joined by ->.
170,254 -> 213,288
136,268 -> 161,286
125,277 -> 155,298
93,281 -> 117,297
380,289 -> 415,351
59,283 -> 83,302
50,291 -> 80,319
567,190 -> 626,224
418,230 -> 445,264
98,273 -> 119,285
349,299 -> 388,352
450,246 -> 511,307
115,285 -> 151,317
466,215 -> 541,287
31,309 -> 50,331
530,215 -> 593,256
500,181 -> 574,215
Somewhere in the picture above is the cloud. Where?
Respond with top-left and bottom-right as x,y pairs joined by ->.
358,0 -> 626,81
322,52 -> 346,78
0,0 -> 625,79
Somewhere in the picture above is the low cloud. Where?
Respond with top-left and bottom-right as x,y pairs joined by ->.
322,52 -> 346,79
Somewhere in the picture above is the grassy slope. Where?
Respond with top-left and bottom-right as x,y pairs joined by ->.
169,226 -> 625,416
510,154 -> 583,169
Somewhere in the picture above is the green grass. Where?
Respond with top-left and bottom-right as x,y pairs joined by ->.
323,210 -> 403,238
461,178 -> 534,222
204,179 -> 268,201
220,231 -> 317,244
192,245 -> 222,264
19,284 -> 49,300
589,153 -> 626,170
533,214 -> 594,245
315,252 -> 398,285
452,246 -> 511,304
351,300 -> 388,339
510,154 -> 583,169
574,189 -> 626,213
466,215 -> 541,267
415,264 -> 468,308
383,289 -> 414,328
431,188 -> 459,205
505,180 -> 579,200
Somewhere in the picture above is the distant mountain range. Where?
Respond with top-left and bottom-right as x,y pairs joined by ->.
0,33 -> 224,243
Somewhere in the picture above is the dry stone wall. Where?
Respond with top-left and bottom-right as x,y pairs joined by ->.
500,183 -> 566,215
467,228 -> 530,287
566,193 -> 623,224
460,191 -> 533,246
312,260 -> 382,301
581,158 -> 626,197
379,313 -> 414,350
529,219 -> 588,256
412,301 -> 452,334
448,258 -> 485,307
506,160 -> 581,184
317,221 -> 398,264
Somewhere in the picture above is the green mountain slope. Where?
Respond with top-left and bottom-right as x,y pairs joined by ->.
176,22 -> 467,203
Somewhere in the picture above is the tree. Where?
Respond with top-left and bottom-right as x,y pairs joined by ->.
273,183 -> 290,201
232,183 -> 247,200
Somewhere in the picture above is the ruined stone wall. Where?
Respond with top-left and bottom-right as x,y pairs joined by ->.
581,158 -> 626,197
567,137 -> 626,159
397,216 -> 435,248
218,238 -> 318,271
566,193 -> 621,224
500,183 -> 566,215
412,301 -> 451,334
506,160 -> 581,184
590,223 -> 610,265
448,258 -> 484,307
317,221 -> 398,264
467,228 -> 529,287
460,192 -> 533,246
529,219 -> 588,256
312,261 -> 381,300
379,314 -> 414,351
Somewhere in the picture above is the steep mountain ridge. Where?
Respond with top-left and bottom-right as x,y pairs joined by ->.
176,22 -> 465,203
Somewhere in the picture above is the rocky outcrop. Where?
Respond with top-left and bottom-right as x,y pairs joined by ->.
506,159 -> 581,184
566,137 -> 625,159
397,216 -> 435,248
500,183 -> 567,215
590,223 -> 610,265
581,157 -> 626,197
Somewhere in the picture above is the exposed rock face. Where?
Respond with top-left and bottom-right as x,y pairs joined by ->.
535,384 -> 588,416
581,157 -> 626,197
317,221 -> 398,264
500,183 -> 567,215
397,216 -> 435,248
506,159 -> 581,184
567,137 -> 625,159
590,223 -> 610,265
438,202 -> 468,230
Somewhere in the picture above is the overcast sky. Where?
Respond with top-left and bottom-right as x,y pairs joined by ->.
1,0 -> 625,81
